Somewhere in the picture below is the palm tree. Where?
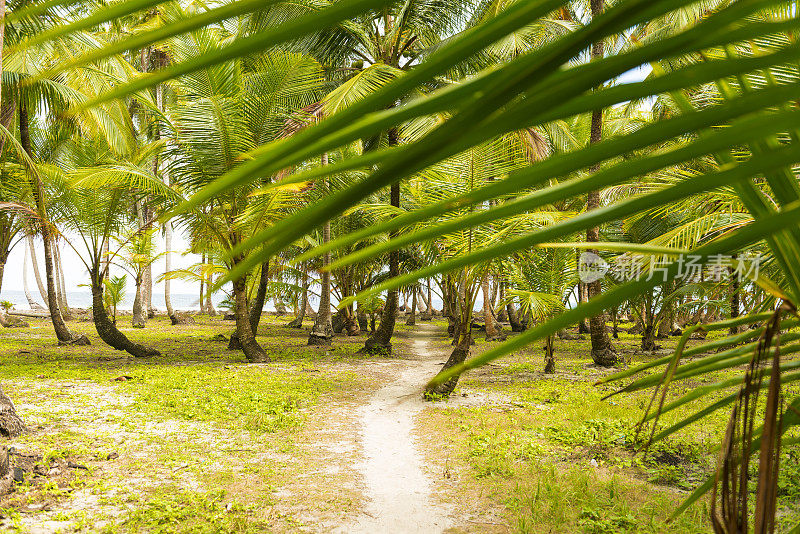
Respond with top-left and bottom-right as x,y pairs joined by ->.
54,142 -> 167,357
585,0 -> 618,366
250,0 -> 475,354
164,16 -> 324,360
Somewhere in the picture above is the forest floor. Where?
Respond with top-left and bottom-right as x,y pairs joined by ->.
0,313 -> 798,533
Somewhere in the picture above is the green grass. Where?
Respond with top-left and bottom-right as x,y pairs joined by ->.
0,313 -> 370,532
2,314 -> 798,532
419,321 -> 800,533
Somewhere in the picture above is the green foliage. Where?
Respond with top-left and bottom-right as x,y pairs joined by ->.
112,488 -> 267,534
103,275 -> 126,323
577,508 -> 637,534
131,365 -> 330,433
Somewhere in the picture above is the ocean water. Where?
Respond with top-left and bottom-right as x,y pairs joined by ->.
0,289 -> 235,312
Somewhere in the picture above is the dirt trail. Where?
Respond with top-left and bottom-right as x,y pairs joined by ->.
344,324 -> 454,533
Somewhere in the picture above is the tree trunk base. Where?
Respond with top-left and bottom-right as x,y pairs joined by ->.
358,338 -> 392,356
591,348 -> 619,367
424,343 -> 469,399
127,343 -> 160,358
308,333 -> 332,346
170,312 -> 195,325
246,352 -> 270,363
228,334 -> 242,350
58,335 -> 91,347
286,316 -> 304,328
0,314 -> 29,328
544,356 -> 555,374
345,321 -> 360,336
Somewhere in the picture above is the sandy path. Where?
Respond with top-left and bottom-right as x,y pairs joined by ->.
345,324 -> 453,533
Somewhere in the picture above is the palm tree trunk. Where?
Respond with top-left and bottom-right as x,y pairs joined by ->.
482,275 -> 505,341
405,287 -> 417,325
287,267 -> 308,328
231,261 -> 270,347
22,244 -> 42,310
543,335 -> 555,373
357,301 -> 369,331
20,104 -> 84,345
286,264 -> 308,328
729,259 -> 740,335
587,0 -> 617,367
143,262 -> 154,317
53,241 -> 71,319
507,300 -> 524,332
426,301 -> 472,398
26,236 -> 48,305
0,382 -> 23,439
132,274 -> 146,328
91,274 -> 157,357
309,153 -> 333,345
361,130 -> 401,354
231,274 -> 269,362
164,221 -> 175,318
199,252 -> 206,314
309,208 -> 334,344
578,281 -> 590,333
496,282 -> 508,322
206,269 -> 216,316
425,279 -> 434,319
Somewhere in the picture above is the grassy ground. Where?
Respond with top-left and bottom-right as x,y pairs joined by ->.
0,313 -> 798,532
0,314 -> 382,532
418,322 -> 800,533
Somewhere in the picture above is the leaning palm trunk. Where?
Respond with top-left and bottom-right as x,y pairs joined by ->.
26,235 -> 47,305
91,277 -> 157,357
21,105 -> 86,345
22,245 -> 43,310
426,305 -> 472,398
